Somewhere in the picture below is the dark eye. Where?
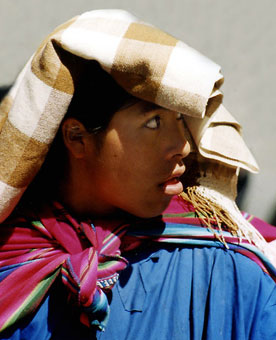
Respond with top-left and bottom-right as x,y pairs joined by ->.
176,112 -> 185,121
145,115 -> 161,129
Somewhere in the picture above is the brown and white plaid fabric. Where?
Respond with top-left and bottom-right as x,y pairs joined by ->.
184,102 -> 259,173
0,9 -> 255,222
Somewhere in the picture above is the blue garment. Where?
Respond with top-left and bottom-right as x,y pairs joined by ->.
1,245 -> 276,340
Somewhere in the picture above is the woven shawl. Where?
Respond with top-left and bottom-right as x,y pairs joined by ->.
0,201 -> 129,332
0,196 -> 275,333
0,8 -> 270,330
0,9 -> 225,223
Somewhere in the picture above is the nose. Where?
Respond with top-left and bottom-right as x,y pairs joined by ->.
166,122 -> 191,160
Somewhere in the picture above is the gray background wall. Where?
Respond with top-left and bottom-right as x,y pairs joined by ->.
1,0 -> 275,222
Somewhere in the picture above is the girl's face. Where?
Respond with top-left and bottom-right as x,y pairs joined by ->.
76,101 -> 191,218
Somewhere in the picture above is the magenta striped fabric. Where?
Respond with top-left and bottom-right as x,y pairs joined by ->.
0,197 -> 275,333
0,201 -> 128,332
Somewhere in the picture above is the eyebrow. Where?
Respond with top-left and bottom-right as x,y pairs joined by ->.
138,102 -> 161,115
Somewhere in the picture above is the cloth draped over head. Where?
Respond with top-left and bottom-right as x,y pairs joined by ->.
0,9 -> 258,223
0,8 -> 275,335
184,100 -> 259,173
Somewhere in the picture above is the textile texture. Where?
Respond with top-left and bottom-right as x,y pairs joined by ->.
0,196 -> 275,334
0,9 -> 224,222
0,201 -> 129,332
184,103 -> 259,172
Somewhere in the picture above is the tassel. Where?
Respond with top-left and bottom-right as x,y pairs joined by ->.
180,185 -> 268,253
179,152 -> 275,264
180,188 -> 237,248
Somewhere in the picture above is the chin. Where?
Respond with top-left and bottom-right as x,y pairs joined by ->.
131,197 -> 172,219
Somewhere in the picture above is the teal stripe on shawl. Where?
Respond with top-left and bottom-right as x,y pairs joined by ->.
0,269 -> 60,332
0,197 -> 275,334
128,223 -> 276,279
0,202 -> 128,333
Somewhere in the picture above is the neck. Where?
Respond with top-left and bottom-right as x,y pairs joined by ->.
57,161 -> 119,219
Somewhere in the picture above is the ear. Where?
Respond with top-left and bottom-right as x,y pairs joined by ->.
62,118 -> 87,159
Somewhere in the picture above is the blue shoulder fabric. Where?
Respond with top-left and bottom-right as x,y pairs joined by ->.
1,245 -> 276,340
98,245 -> 276,340
0,279 -> 97,340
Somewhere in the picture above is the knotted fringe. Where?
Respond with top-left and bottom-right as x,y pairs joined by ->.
180,185 -> 268,254
180,188 -> 236,248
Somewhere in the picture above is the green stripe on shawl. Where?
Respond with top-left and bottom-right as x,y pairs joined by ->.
0,269 -> 60,332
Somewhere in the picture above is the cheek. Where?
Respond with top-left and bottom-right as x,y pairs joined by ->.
98,141 -> 132,185
118,147 -> 153,182
104,149 -> 147,196
98,130 -> 161,194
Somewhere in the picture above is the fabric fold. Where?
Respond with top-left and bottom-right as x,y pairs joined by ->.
0,197 -> 275,333
0,202 -> 128,332
184,102 -> 259,173
0,9 -> 223,222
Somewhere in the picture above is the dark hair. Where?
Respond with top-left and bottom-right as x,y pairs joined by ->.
66,60 -> 134,132
21,60 -> 134,205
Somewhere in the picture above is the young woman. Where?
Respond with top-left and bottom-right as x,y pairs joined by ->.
0,9 -> 275,340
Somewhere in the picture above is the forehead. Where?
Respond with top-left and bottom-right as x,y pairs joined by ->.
119,99 -> 163,116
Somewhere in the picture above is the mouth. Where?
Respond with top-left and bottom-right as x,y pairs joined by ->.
159,168 -> 185,196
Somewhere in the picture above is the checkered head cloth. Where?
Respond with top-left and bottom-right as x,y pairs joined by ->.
184,99 -> 259,174
0,9 -> 256,222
